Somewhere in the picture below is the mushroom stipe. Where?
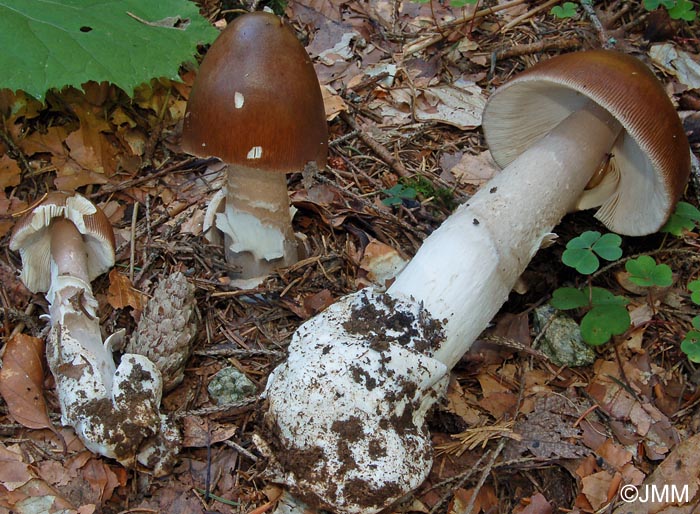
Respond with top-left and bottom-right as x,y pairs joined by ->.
258,50 -> 691,514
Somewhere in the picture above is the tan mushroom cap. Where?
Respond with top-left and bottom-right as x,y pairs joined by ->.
9,192 -> 115,293
182,11 -> 328,173
482,50 -> 690,236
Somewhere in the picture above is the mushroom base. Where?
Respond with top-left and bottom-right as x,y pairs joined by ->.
46,276 -> 180,476
260,289 -> 449,514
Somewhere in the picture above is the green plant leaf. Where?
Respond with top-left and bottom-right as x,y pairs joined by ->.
592,233 -> 623,261
551,287 -> 589,310
580,304 -> 630,345
589,287 -> 629,307
562,231 -> 622,275
550,2 -> 578,18
693,316 -> 700,330
689,280 -> 700,305
625,256 -> 673,287
643,0 -> 677,10
661,201 -> 700,236
381,184 -> 417,206
0,0 -> 218,100
681,331 -> 700,363
562,249 -> 599,275
668,0 -> 696,20
450,0 -> 479,6
566,231 -> 601,249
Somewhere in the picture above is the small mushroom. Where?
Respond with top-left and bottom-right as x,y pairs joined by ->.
260,50 -> 691,513
182,12 -> 328,282
9,192 -> 179,475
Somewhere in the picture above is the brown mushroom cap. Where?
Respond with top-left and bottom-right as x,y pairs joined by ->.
482,50 -> 690,236
182,11 -> 328,173
9,192 -> 115,293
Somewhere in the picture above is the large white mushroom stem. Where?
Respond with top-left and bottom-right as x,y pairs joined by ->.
388,99 -> 621,368
261,100 -> 622,514
263,49 -> 693,514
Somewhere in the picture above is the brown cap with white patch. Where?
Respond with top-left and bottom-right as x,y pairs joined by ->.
182,11 -> 328,173
9,192 -> 115,293
482,50 -> 690,236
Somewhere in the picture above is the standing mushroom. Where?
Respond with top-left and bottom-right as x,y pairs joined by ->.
9,192 -> 179,476
259,50 -> 691,513
182,11 -> 328,282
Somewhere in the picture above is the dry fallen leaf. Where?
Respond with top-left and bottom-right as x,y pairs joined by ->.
182,416 -> 238,447
441,150 -> 500,187
612,433 -> 700,513
582,470 -> 621,510
0,443 -> 33,491
359,239 -> 408,288
0,334 -> 54,430
107,269 -> 144,311
0,154 -> 21,189
516,492 -> 553,514
414,79 -> 487,129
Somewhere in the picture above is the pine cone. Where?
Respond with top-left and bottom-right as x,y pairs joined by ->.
126,272 -> 198,391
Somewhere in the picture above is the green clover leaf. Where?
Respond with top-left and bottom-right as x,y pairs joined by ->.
562,231 -> 622,275
551,287 -> 588,310
668,0 -> 696,20
625,256 -> 673,288
581,304 -> 631,345
643,0 -> 676,10
689,280 -> 700,305
681,329 -> 700,363
661,201 -> 700,236
381,184 -> 417,206
551,2 -> 578,18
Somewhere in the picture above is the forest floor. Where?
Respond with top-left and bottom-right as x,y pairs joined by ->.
1,0 -> 700,513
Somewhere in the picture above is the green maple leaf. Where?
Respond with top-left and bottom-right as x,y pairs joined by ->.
0,0 -> 218,100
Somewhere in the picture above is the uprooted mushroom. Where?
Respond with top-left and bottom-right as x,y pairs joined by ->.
258,50 -> 691,513
9,192 -> 179,475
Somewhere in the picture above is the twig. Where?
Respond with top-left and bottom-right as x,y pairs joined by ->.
579,0 -> 616,48
463,438 -> 507,514
0,125 -> 32,179
495,38 -> 582,60
9,303 -> 35,338
175,397 -> 257,418
223,439 -> 259,462
87,157 -> 215,197
340,111 -> 410,178
129,201 -> 139,282
402,0 -> 529,55
427,450 -> 488,514
501,0 -> 560,32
